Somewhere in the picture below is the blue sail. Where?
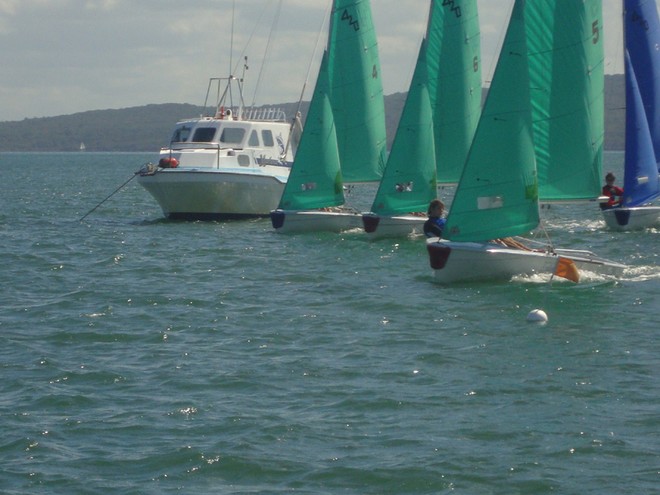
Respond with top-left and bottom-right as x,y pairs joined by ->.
625,0 -> 660,169
623,51 -> 660,206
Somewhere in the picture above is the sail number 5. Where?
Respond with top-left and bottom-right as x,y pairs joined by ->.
592,19 -> 600,44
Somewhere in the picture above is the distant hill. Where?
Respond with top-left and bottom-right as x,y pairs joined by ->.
0,75 -> 624,152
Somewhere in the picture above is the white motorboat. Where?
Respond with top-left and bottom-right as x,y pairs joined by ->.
138,73 -> 301,220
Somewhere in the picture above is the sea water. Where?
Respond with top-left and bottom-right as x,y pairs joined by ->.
0,152 -> 658,494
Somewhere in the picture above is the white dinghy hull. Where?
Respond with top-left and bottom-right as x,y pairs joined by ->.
602,205 -> 660,231
426,239 -> 626,284
270,209 -> 362,233
361,214 -> 426,239
552,248 -> 628,277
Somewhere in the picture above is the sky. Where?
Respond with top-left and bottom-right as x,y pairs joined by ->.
0,0 -> 626,122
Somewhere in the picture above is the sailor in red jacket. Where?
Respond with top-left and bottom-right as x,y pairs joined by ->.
601,172 -> 624,209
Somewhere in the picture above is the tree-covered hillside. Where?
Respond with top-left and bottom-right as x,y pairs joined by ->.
0,75 -> 624,152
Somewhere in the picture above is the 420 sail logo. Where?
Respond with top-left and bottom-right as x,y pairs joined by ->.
341,9 -> 359,31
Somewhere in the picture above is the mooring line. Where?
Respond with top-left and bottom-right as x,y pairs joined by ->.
79,172 -> 139,222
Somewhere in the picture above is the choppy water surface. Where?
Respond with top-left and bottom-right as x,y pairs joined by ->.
0,152 -> 658,494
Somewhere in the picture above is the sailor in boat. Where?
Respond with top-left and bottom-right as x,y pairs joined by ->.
424,200 -> 537,250
600,172 -> 624,210
423,199 -> 447,238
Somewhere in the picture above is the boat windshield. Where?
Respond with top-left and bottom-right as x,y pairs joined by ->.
170,125 -> 192,143
191,127 -> 217,142
261,130 -> 274,147
219,127 -> 246,145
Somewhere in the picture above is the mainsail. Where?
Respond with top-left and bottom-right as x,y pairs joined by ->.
528,0 -> 605,201
277,52 -> 344,210
425,0 -> 482,184
327,0 -> 387,182
368,40 -> 437,216
621,0 -> 660,206
444,0 -> 539,242
625,0 -> 660,167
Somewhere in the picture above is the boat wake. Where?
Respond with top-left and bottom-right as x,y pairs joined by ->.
621,264 -> 660,282
511,271 -> 619,286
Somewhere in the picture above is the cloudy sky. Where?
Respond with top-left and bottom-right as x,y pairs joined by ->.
0,0 -> 625,122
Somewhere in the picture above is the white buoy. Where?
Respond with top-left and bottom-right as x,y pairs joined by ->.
526,309 -> 548,323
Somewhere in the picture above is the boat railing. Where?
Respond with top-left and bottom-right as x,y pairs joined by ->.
166,142 -> 242,151
162,144 -> 258,169
241,107 -> 287,122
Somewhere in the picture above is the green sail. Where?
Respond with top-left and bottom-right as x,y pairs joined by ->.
425,0 -> 482,184
369,40 -> 437,216
444,0 -> 539,242
527,0 -> 604,201
327,0 -> 387,182
278,52 -> 344,210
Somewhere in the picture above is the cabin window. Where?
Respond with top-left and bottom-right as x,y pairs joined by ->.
248,130 -> 260,147
191,127 -> 217,142
171,126 -> 191,142
237,154 -> 251,166
262,130 -> 275,147
219,127 -> 246,145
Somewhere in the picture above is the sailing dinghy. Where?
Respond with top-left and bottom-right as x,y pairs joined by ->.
360,40 -> 438,239
601,0 -> 660,230
270,0 -> 387,233
362,0 -> 481,239
426,0 -> 626,284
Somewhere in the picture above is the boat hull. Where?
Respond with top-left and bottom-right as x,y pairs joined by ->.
361,214 -> 426,239
270,209 -> 362,233
138,168 -> 288,219
426,239 -> 626,283
602,205 -> 660,231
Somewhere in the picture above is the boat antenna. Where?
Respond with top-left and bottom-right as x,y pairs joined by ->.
238,57 -> 249,119
230,2 -> 270,76
220,1 -> 273,117
229,0 -> 235,77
